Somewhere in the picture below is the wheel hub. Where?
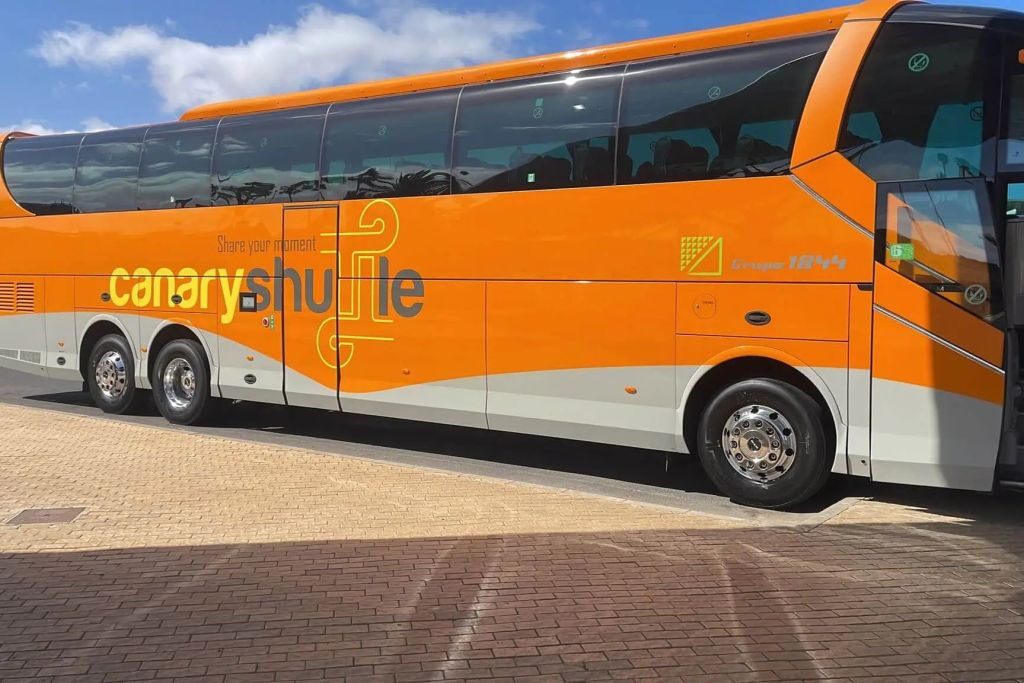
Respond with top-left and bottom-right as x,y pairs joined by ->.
163,358 -> 196,411
721,404 -> 797,482
95,351 -> 127,400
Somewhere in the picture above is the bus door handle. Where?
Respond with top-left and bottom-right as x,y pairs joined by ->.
922,282 -> 965,293
745,310 -> 772,326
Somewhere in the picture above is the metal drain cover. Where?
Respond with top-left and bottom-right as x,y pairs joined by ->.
6,507 -> 85,525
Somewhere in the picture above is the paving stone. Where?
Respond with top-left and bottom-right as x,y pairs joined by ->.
0,403 -> 1021,681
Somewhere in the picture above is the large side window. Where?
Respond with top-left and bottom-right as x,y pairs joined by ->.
840,22 -> 988,181
73,128 -> 146,214
212,107 -> 326,205
138,122 -> 217,210
3,134 -> 82,215
453,67 -> 623,193
322,91 -> 457,200
618,34 -> 832,184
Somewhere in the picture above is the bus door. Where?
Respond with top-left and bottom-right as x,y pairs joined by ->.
999,177 -> 1024,483
996,49 -> 1024,485
282,204 -> 341,410
869,178 -> 1005,490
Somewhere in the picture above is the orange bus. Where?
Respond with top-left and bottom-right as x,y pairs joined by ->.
2,0 -> 1022,508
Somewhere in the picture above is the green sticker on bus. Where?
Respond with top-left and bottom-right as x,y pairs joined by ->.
889,243 -> 915,261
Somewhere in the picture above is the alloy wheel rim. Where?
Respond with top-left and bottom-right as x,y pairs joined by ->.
163,358 -> 196,411
95,350 -> 127,400
721,404 -> 797,482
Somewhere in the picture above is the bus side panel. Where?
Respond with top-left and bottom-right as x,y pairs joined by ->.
369,179 -> 872,285
792,153 -> 877,236
486,281 -> 676,450
339,279 -> 487,429
43,277 -> 78,381
0,276 -> 46,377
870,310 -> 1003,491
218,303 -> 284,405
847,284 -> 872,477
675,283 -> 849,341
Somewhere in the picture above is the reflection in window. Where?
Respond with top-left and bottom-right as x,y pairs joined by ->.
1002,75 -> 1024,167
322,91 -> 456,200
74,128 -> 146,214
138,123 -> 216,210
3,134 -> 82,215
453,67 -> 623,193
883,180 -> 1001,322
1007,182 -> 1024,218
212,107 -> 326,205
618,34 -> 832,184
840,21 -> 986,181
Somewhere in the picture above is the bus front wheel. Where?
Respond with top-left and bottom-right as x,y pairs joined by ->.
696,378 -> 831,509
152,339 -> 212,426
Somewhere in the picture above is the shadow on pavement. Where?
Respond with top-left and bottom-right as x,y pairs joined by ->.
1,520 -> 1022,681
21,386 -> 860,517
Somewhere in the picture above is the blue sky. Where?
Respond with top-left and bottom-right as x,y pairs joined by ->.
1,0 -> 1021,134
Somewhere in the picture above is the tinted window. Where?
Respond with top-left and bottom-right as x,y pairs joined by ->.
881,179 -> 1001,323
72,128 -> 146,214
1001,73 -> 1024,168
453,67 -> 623,193
840,23 -> 987,181
138,122 -> 217,210
212,107 -> 326,205
618,34 -> 832,184
322,91 -> 457,200
3,134 -> 82,215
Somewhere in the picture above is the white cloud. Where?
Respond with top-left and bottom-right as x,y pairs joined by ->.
80,117 -> 113,132
0,117 -> 113,136
34,3 -> 539,113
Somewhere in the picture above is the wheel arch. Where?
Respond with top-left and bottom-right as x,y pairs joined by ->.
679,348 -> 845,470
145,321 -> 215,390
77,315 -> 137,381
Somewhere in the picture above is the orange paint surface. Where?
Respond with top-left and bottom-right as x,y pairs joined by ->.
874,265 -> 1003,367
676,334 -> 850,370
872,309 -> 1003,405
676,283 -> 849,341
0,0 -> 1006,411
792,21 -> 882,167
792,153 -> 877,233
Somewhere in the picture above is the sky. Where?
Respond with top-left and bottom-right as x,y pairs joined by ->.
1,0 -> 1022,134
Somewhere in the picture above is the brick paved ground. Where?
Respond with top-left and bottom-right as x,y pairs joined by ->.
0,403 -> 1022,682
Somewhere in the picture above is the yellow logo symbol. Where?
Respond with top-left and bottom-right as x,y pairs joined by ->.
316,199 -> 425,370
680,236 -> 723,276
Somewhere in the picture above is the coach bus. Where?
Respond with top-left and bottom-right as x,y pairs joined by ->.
1,0 -> 1023,508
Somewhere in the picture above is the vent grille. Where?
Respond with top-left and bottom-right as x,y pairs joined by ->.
18,350 -> 40,364
15,283 -> 34,312
0,283 -> 12,312
0,349 -> 17,359
0,282 -> 35,312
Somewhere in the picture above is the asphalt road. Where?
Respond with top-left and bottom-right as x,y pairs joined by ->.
0,366 -> 950,527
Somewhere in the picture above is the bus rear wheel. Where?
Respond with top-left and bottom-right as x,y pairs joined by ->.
153,340 -> 212,426
87,334 -> 147,415
696,378 -> 831,509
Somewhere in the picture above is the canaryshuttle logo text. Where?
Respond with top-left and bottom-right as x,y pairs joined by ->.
107,200 -> 424,370
107,259 -> 425,327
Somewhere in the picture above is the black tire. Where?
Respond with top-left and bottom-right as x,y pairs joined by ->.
152,339 -> 212,426
86,334 -> 147,415
696,378 -> 831,509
